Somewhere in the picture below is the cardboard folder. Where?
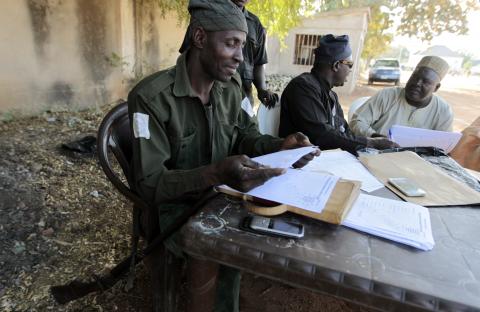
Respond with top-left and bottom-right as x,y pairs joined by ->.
359,151 -> 480,206
218,179 -> 361,225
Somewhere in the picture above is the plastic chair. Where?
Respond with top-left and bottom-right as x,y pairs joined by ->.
97,101 -> 180,312
347,96 -> 370,123
257,102 -> 281,136
98,102 -> 137,203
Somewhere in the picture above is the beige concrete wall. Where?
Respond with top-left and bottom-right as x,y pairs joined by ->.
158,13 -> 187,69
0,0 -> 187,117
0,0 -> 124,116
266,8 -> 370,94
131,1 -> 186,78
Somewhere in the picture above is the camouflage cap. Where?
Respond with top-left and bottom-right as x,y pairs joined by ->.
188,0 -> 248,33
416,56 -> 449,80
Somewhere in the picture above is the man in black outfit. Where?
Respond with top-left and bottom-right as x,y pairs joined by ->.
179,0 -> 278,109
279,34 -> 397,154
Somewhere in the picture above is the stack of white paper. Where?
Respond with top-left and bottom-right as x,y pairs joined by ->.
218,169 -> 339,214
252,146 -> 317,168
302,150 -> 383,192
342,194 -> 435,251
389,125 -> 462,153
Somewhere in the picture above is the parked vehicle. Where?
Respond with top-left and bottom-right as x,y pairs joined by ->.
368,59 -> 401,85
470,65 -> 480,76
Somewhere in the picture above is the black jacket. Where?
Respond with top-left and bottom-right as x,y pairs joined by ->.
279,71 -> 367,154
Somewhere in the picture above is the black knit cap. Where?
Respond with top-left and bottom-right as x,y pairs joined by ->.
314,34 -> 352,64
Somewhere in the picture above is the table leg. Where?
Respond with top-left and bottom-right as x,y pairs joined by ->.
145,244 -> 183,312
185,256 -> 220,312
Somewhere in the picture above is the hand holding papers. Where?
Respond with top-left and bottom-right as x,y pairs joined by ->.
343,194 -> 435,251
216,147 -> 360,223
389,125 -> 462,153
217,147 -> 339,214
246,169 -> 338,214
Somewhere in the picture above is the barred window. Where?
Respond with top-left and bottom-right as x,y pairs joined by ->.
293,34 -> 322,65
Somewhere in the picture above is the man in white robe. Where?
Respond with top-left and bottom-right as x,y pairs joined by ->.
350,56 -> 453,138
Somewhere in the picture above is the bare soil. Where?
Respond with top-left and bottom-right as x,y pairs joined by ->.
1,82 -> 477,311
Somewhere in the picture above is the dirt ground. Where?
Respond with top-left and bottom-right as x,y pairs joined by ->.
0,81 -> 478,311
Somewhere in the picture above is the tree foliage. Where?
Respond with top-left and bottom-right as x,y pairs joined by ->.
460,52 -> 475,71
154,0 -> 189,22
153,0 -> 477,61
361,5 -> 393,62
395,0 -> 475,42
249,0 -> 477,60
247,0 -> 316,43
313,0 -> 393,63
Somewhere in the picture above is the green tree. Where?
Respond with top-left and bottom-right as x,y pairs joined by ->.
395,0 -> 475,42
249,0 -> 476,61
155,0 -> 189,22
460,52 -> 474,73
246,0 -> 392,62
361,5 -> 393,63
311,1 -> 393,64
247,0 -> 317,44
153,0 -> 318,41
153,0 -> 477,61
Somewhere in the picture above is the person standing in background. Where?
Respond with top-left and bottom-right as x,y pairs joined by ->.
179,0 -> 279,109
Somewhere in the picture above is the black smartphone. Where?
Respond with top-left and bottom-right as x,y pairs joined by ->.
243,216 -> 304,238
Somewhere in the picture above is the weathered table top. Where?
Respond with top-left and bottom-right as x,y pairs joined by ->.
179,188 -> 480,312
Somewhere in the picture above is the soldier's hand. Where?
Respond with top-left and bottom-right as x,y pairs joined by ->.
366,137 -> 400,150
214,155 -> 285,192
371,133 -> 387,138
257,89 -> 279,109
281,132 -> 312,150
281,132 -> 321,168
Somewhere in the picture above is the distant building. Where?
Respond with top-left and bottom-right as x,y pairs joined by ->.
408,45 -> 463,73
266,8 -> 370,94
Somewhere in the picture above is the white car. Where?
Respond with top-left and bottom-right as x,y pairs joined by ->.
470,65 -> 480,75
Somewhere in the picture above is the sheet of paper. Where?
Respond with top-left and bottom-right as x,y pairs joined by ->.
217,168 -> 339,214
302,150 -> 383,192
389,125 -> 462,153
252,146 -> 317,168
247,169 -> 339,213
342,194 -> 435,251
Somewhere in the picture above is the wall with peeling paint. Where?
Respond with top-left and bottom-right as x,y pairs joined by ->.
0,0 -> 186,117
